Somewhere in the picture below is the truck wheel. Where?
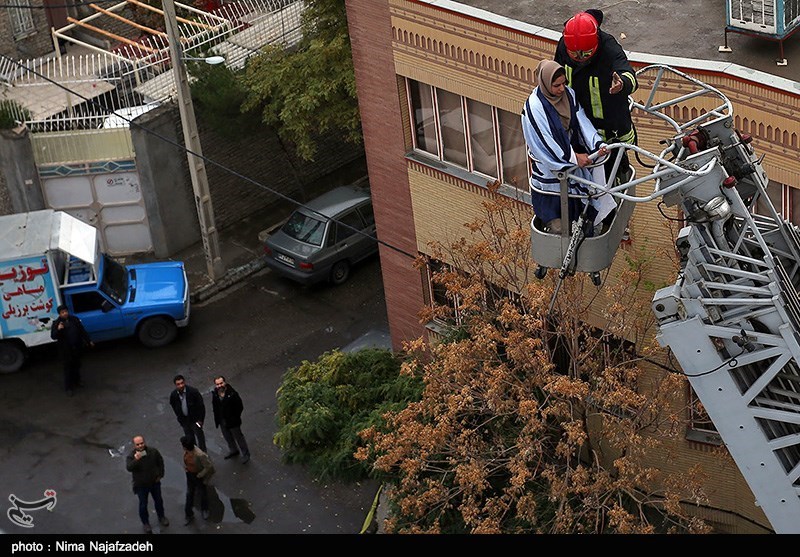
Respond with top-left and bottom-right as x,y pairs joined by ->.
138,317 -> 178,348
330,260 -> 351,285
0,342 -> 26,374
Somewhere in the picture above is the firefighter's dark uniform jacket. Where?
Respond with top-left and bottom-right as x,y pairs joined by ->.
555,30 -> 638,144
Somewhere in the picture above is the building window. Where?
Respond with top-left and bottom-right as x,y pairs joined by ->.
437,89 -> 468,168
409,80 -> 438,156
467,99 -> 498,178
498,109 -> 528,192
406,78 -> 529,194
686,385 -> 721,445
790,185 -> 800,224
10,0 -> 35,38
423,258 -> 464,326
752,179 -> 800,230
752,179 -> 800,227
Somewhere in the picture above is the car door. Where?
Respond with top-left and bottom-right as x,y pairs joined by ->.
326,208 -> 367,267
64,289 -> 125,342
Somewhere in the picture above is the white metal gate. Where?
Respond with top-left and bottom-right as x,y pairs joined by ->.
39,160 -> 153,256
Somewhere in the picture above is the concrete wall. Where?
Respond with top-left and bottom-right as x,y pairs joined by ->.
131,104 -> 199,258
199,120 -> 364,230
0,128 -> 46,214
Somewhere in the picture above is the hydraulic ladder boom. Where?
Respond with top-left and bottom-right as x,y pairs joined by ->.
560,65 -> 800,533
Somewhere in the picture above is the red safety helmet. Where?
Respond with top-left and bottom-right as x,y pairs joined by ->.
563,12 -> 599,56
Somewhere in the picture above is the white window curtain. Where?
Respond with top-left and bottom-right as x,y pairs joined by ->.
498,109 -> 528,192
467,99 -> 497,178
436,89 -> 467,168
409,80 -> 438,156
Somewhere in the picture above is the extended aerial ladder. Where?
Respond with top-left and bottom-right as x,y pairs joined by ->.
531,64 -> 800,533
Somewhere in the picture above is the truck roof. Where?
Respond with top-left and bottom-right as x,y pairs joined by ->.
0,210 -> 97,264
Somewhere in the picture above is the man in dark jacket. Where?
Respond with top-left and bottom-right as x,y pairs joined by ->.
211,375 -> 251,463
50,304 -> 94,395
555,9 -> 638,184
125,435 -> 169,533
169,374 -> 207,452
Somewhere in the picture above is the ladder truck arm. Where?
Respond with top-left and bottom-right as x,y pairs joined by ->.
555,64 -> 800,533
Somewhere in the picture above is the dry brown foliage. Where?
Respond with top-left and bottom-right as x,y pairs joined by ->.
357,191 -> 712,534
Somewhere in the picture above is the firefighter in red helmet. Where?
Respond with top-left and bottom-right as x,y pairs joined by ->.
555,9 -> 637,185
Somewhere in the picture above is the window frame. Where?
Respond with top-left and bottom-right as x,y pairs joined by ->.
405,78 -> 529,195
423,258 -> 464,327
10,0 -> 36,39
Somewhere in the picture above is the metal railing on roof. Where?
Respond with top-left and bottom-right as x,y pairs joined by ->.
0,0 -> 303,134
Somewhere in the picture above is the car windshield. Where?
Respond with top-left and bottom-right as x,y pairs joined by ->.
281,211 -> 326,246
99,254 -> 128,304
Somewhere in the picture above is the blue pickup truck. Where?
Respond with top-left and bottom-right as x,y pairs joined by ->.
0,210 -> 190,373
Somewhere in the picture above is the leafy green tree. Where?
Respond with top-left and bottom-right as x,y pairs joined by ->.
189,61 -> 261,138
241,0 -> 361,161
274,348 -> 423,481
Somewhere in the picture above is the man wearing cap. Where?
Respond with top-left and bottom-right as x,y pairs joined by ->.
555,9 -> 637,184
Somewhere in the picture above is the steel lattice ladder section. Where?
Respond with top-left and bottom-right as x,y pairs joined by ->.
653,176 -> 800,533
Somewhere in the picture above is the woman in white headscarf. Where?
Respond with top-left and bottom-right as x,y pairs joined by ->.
521,59 -> 615,234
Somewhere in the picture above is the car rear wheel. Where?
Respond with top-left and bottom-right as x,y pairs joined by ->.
330,260 -> 351,285
0,341 -> 26,374
138,317 -> 178,348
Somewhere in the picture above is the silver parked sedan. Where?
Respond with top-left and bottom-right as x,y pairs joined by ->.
262,183 -> 379,286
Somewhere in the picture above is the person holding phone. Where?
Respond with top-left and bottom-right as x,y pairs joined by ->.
125,435 -> 169,533
50,304 -> 94,396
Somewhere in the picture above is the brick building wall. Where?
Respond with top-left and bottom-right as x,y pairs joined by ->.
0,3 -> 55,60
200,121 -> 366,230
346,0 -> 427,349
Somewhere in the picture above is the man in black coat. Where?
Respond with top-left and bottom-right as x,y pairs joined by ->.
211,375 -> 251,463
169,374 -> 207,452
50,304 -> 94,395
126,435 -> 169,533
555,9 -> 638,184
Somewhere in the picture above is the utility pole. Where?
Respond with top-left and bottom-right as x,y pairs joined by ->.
162,0 -> 225,281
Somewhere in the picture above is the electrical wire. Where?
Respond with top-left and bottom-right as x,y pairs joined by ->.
683,350 -> 744,378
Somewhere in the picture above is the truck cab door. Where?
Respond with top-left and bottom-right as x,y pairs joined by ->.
64,290 -> 125,342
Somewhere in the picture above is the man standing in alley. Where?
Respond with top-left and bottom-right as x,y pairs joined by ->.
211,375 -> 251,463
169,374 -> 207,452
50,304 -> 94,396
180,435 -> 214,525
126,435 -> 169,534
